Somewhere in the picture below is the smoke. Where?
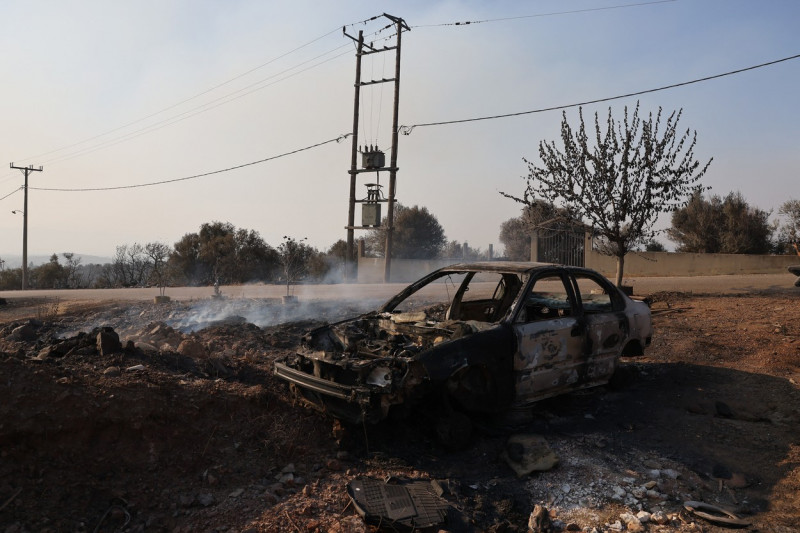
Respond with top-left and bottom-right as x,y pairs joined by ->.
166,296 -> 382,333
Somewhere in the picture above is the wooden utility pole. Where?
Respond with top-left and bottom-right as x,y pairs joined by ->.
343,14 -> 409,282
10,163 -> 43,290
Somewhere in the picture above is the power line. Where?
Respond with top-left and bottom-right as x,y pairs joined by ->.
45,48 -> 353,166
14,17 -> 380,165
0,187 -> 22,202
413,0 -> 676,28
399,53 -> 800,134
11,24 -> 394,171
29,134 -> 351,193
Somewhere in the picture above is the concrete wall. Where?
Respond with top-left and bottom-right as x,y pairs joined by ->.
357,257 -> 462,283
585,250 -> 799,278
359,252 -> 799,283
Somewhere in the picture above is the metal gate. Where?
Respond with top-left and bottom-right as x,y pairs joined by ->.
534,228 -> 585,267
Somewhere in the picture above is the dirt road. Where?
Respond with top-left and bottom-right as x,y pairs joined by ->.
1,272 -> 796,303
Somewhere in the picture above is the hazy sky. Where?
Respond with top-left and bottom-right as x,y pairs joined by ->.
1,0 -> 798,263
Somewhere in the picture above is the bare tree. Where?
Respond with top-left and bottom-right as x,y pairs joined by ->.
278,236 -> 310,297
61,253 -> 83,288
145,242 -> 172,297
777,199 -> 800,255
502,103 -> 712,286
112,244 -> 151,287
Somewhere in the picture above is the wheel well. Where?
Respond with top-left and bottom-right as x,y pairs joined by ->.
621,339 -> 644,357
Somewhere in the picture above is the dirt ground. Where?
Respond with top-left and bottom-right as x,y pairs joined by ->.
1,281 -> 799,532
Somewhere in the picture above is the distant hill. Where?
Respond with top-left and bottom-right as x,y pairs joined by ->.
0,253 -> 112,269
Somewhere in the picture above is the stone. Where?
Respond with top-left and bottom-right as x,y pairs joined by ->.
651,511 -> 669,525
97,328 -> 122,355
177,338 -> 207,358
644,480 -> 657,490
103,366 -> 121,377
501,435 -> 559,477
197,493 -> 215,507
228,488 -> 244,498
662,468 -> 680,479
528,504 -> 552,533
636,511 -> 651,523
611,486 -> 626,501
620,513 -> 643,532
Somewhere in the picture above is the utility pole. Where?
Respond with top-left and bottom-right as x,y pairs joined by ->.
10,163 -> 43,290
343,14 -> 409,283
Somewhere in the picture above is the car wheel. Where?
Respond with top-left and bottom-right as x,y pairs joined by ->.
435,410 -> 472,449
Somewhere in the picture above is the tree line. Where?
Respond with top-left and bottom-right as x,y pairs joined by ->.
0,212 -> 489,291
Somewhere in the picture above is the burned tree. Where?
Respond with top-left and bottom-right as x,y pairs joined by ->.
278,236 -> 311,298
503,103 -> 712,286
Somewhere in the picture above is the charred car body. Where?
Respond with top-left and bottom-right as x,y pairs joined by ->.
274,262 -> 652,425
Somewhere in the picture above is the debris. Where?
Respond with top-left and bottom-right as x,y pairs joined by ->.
683,501 -> 751,527
346,477 -> 453,530
501,434 -> 559,477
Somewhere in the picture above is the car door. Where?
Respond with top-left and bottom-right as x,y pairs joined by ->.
511,270 -> 587,405
568,270 -> 628,385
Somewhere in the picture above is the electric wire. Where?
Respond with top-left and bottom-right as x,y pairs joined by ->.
412,0 -> 676,28
43,47 -> 353,166
29,134 -> 351,193
48,48 -> 353,166
0,187 -> 22,202
20,24 -> 396,170
15,17 -> 379,165
399,53 -> 800,134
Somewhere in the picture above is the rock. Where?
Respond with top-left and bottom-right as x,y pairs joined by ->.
611,486 -> 627,501
631,487 -> 646,499
620,513 -> 643,532
608,520 -> 623,531
501,435 -> 559,477
662,468 -> 680,479
528,504 -> 552,533
644,480 -> 657,490
103,366 -> 121,377
197,493 -> 215,507
561,484 -> 571,494
177,338 -> 207,358
651,511 -> 669,525
97,328 -> 122,355
228,488 -> 244,498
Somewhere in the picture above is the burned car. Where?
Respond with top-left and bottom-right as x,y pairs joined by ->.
274,262 -> 652,429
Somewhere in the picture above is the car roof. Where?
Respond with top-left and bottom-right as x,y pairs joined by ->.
438,261 -> 559,274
